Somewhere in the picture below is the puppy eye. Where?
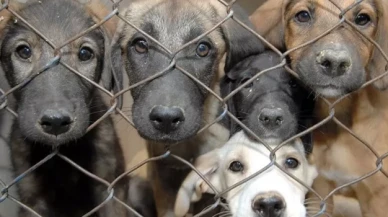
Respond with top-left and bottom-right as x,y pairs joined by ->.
78,47 -> 94,61
289,79 -> 297,88
355,13 -> 371,26
295,10 -> 311,23
196,42 -> 211,57
229,161 -> 244,172
240,77 -> 253,88
16,45 -> 32,59
285,157 -> 299,169
133,38 -> 148,54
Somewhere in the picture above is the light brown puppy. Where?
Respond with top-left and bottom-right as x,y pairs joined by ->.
251,0 -> 388,217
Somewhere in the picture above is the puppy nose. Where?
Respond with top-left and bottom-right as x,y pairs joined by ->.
149,106 -> 185,133
259,108 -> 284,129
252,193 -> 285,217
316,49 -> 351,77
39,109 -> 73,135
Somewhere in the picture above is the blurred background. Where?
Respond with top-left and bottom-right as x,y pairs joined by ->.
0,0 -> 265,216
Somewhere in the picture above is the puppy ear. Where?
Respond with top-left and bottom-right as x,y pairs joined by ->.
299,93 -> 315,155
85,1 -> 123,94
174,150 -> 222,217
294,139 -> 318,189
219,76 -> 237,134
367,0 -> 388,90
221,3 -> 265,73
305,156 -> 318,190
249,0 -> 286,50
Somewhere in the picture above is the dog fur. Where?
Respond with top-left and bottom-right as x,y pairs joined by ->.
0,1 -> 128,216
251,0 -> 388,216
174,130 -> 318,217
220,50 -> 314,151
111,0 -> 265,216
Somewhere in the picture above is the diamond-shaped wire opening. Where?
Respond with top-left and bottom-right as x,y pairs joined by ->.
0,0 -> 388,216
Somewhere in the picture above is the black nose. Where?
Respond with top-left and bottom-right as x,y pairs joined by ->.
252,194 -> 285,217
316,49 -> 351,77
149,106 -> 185,133
39,109 -> 73,135
259,108 -> 284,129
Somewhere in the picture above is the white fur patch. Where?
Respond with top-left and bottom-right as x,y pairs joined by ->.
175,131 -> 318,217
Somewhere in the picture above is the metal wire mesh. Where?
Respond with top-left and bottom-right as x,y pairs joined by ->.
0,0 -> 387,216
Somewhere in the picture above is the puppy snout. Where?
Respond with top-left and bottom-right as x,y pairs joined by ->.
149,106 -> 185,133
258,108 -> 284,129
316,49 -> 351,77
39,109 -> 73,136
252,192 -> 285,217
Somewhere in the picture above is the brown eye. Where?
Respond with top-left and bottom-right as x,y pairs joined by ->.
289,79 -> 297,88
133,38 -> 148,54
229,161 -> 244,172
196,42 -> 211,57
355,13 -> 371,26
295,10 -> 311,23
78,47 -> 94,61
16,45 -> 32,59
285,157 -> 299,169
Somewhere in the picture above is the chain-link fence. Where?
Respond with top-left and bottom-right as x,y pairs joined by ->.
0,0 -> 387,216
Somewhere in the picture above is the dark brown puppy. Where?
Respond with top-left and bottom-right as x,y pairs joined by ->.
251,0 -> 388,216
0,1 -> 128,216
111,0 -> 265,216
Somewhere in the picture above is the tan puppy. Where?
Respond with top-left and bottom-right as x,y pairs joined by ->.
111,0 -> 264,216
250,0 -> 388,216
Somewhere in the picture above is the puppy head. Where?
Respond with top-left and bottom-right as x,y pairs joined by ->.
251,0 -> 388,98
220,51 -> 311,145
111,0 -> 264,143
0,0 -> 116,145
174,131 -> 318,217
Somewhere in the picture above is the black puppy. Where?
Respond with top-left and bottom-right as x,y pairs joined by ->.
220,51 -> 314,151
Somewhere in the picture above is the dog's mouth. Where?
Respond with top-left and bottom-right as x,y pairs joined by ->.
246,132 -> 283,145
139,131 -> 198,144
18,117 -> 87,146
261,136 -> 283,145
313,84 -> 347,98
35,126 -> 86,146
296,54 -> 365,98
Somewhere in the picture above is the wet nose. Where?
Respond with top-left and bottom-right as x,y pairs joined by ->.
39,109 -> 73,135
258,108 -> 284,129
149,106 -> 185,133
252,193 -> 285,217
316,49 -> 351,77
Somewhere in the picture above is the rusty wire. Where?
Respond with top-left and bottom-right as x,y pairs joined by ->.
0,0 -> 388,216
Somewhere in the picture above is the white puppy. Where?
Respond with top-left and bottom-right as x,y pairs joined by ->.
174,131 -> 318,217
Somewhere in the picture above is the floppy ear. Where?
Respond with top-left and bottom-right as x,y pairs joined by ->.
249,0 -> 286,50
174,150 -> 222,217
221,3 -> 265,73
293,139 -> 318,189
85,1 -> 123,93
300,126 -> 313,155
219,76 -> 237,135
299,93 -> 315,155
367,0 -> 388,90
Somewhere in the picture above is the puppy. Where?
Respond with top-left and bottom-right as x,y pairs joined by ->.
110,1 -> 264,216
174,130 -> 318,217
220,51 -> 314,149
0,1 -> 128,216
251,0 -> 388,216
